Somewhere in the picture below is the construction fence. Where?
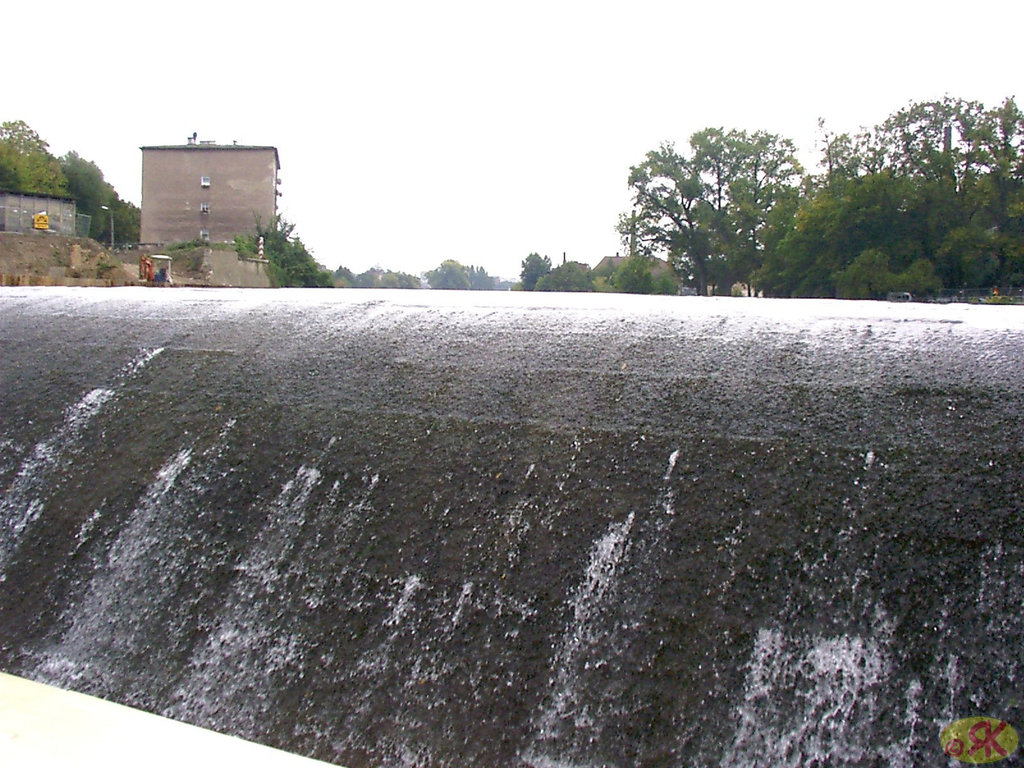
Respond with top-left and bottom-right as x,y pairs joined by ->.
929,287 -> 1024,305
0,193 -> 90,237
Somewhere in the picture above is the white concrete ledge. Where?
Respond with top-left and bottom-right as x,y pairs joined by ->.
0,672 -> 339,767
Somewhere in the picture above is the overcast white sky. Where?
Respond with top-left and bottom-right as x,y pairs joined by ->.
6,0 -> 1022,279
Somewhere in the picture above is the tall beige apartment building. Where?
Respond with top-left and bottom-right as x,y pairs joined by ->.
140,135 -> 280,245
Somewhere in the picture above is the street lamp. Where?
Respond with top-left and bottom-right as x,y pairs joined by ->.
100,205 -> 114,249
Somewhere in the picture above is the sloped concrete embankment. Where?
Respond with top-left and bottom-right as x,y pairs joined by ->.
1,290 -> 1022,767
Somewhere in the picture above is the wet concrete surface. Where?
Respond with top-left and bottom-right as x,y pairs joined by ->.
1,287 -> 1023,767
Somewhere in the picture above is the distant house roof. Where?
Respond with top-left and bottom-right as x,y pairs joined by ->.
139,141 -> 280,170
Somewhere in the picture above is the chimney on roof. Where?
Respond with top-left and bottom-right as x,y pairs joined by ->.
188,132 -> 197,145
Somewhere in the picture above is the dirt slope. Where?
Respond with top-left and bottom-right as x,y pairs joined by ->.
0,233 -> 212,286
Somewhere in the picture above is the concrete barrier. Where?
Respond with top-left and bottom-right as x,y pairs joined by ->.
206,250 -> 272,287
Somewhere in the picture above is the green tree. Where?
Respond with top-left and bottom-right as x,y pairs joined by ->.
426,259 -> 471,290
816,118 -> 864,184
343,267 -> 421,288
625,129 -> 801,296
613,255 -> 655,293
353,268 -> 383,287
0,145 -> 16,190
971,98 -> 1024,280
620,257 -> 654,294
833,248 -> 896,299
756,189 -> 845,297
536,261 -> 594,292
109,199 -> 140,245
59,152 -> 139,244
520,252 -> 552,290
775,97 -> 1024,294
236,216 -> 333,287
380,270 -> 421,288
623,142 -> 712,294
690,128 -> 743,292
725,131 -> 803,294
60,152 -> 108,220
875,97 -> 988,190
467,265 -> 494,290
937,227 -> 1001,288
333,265 -> 356,287
623,96 -> 1024,298
0,121 -> 66,195
760,172 -> 926,296
893,258 -> 942,295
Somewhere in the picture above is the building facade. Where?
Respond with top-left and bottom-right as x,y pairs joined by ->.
140,136 -> 280,245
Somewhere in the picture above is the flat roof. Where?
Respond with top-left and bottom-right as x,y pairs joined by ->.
140,143 -> 280,169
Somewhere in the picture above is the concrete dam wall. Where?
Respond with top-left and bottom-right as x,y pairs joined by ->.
1,287 -> 1022,767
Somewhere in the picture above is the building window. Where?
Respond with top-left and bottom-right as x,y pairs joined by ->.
200,229 -> 209,241
200,175 -> 211,187
200,202 -> 210,213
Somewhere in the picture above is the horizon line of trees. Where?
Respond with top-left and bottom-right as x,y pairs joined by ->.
332,259 -> 515,290
518,252 -> 681,294
12,95 -> 1024,299
617,95 -> 1024,299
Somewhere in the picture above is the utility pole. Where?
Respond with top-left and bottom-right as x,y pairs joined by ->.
100,205 -> 114,249
629,209 -> 637,258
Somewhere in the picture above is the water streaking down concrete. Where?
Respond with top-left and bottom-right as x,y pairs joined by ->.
1,287 -> 1022,767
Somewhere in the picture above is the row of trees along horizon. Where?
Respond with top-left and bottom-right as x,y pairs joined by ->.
5,96 -> 1023,296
